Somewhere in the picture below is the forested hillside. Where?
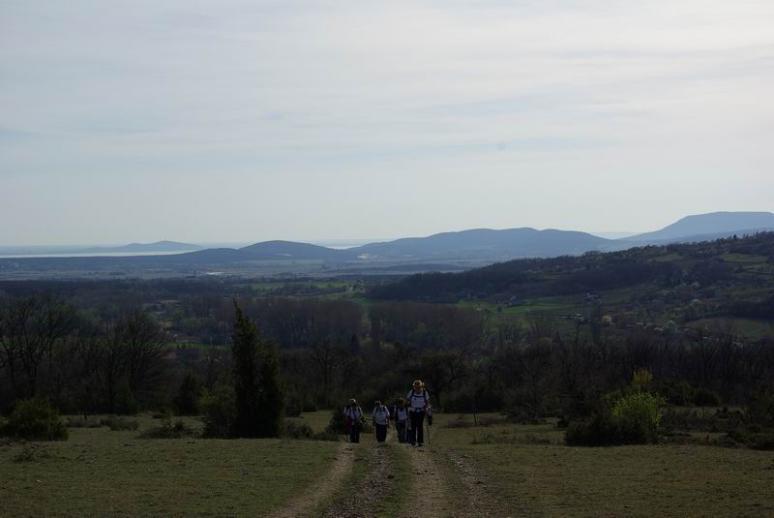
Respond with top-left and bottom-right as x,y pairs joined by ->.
370,233 -> 774,317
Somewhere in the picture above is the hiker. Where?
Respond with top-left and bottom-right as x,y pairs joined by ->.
393,398 -> 409,443
343,399 -> 364,443
372,400 -> 390,443
406,379 -> 431,447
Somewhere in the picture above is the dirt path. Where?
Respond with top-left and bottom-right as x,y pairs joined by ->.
444,451 -> 500,517
271,442 -> 355,518
403,446 -> 458,518
322,444 -> 394,518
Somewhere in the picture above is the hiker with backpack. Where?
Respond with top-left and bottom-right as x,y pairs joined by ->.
393,398 -> 409,443
343,399 -> 364,443
406,379 -> 431,447
372,400 -> 390,443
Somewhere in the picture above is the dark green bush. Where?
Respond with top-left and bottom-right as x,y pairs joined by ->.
565,412 -> 620,446
282,420 -> 314,439
201,384 -> 236,438
0,399 -> 68,441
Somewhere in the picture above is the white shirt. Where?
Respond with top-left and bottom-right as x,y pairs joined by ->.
372,405 -> 390,425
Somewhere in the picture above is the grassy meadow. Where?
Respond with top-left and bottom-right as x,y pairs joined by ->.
0,414 -> 338,517
431,414 -> 774,517
2,411 -> 774,517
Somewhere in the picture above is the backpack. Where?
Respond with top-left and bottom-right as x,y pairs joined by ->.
408,389 -> 429,410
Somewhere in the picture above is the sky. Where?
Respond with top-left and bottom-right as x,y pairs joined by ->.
1,0 -> 773,246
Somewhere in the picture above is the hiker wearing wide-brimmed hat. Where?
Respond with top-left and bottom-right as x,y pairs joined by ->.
406,379 -> 431,447
343,398 -> 364,443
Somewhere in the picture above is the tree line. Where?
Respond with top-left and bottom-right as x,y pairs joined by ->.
2,292 -> 773,425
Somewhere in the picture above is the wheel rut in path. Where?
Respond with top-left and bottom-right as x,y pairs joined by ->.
403,446 -> 458,518
322,443 -> 394,518
271,442 -> 355,518
443,450 -> 503,518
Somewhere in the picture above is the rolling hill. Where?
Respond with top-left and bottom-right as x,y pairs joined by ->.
369,232 -> 774,305
627,211 -> 774,243
353,228 -> 615,261
1,211 -> 773,279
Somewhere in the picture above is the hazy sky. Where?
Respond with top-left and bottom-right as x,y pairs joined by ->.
2,1 -> 773,245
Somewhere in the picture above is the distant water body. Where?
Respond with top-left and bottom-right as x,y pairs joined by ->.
0,238 -> 384,258
0,251 -> 191,259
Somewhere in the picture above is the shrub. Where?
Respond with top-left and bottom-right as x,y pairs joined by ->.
283,420 -> 314,439
612,392 -> 664,444
0,399 -> 68,441
100,416 -> 139,431
565,412 -> 620,446
653,380 -> 695,406
201,384 -> 236,438
565,392 -> 664,446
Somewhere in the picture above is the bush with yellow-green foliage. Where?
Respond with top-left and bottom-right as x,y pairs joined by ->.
566,391 -> 665,446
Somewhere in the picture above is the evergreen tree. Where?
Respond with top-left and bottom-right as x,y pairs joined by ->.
231,301 -> 283,437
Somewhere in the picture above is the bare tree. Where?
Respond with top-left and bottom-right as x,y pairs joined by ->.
0,296 -> 76,399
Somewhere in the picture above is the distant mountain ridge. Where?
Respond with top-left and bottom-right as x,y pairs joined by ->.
627,212 -> 774,243
1,211 -> 772,278
354,228 -> 614,261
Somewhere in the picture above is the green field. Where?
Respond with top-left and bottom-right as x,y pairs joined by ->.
0,415 -> 338,516
2,412 -> 773,517
431,415 -> 774,517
